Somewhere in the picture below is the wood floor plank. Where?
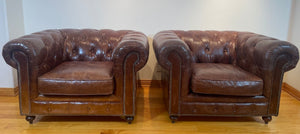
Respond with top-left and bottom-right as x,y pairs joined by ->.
0,86 -> 299,133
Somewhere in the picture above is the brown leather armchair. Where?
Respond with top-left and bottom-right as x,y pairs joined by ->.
2,29 -> 149,124
153,30 -> 299,124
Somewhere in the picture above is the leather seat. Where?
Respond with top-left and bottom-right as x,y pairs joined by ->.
38,61 -> 114,96
191,63 -> 263,96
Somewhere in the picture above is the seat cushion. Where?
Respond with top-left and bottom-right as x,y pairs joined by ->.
191,63 -> 263,96
38,61 -> 114,95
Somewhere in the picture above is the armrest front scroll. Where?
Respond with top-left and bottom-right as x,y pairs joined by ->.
236,32 -> 299,115
236,32 -> 299,75
2,30 -> 64,74
254,40 -> 298,72
112,31 -> 149,116
153,31 -> 193,115
113,32 -> 149,71
153,31 -> 192,70
3,36 -> 47,69
2,30 -> 64,115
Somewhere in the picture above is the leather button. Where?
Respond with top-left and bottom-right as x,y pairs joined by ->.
213,107 -> 218,112
205,47 -> 210,51
89,47 -> 95,52
72,49 -> 77,55
47,107 -> 52,112
233,106 -> 237,113
43,64 -> 47,68
204,43 -> 210,52
106,104 -> 111,112
224,48 -> 228,54
89,47 -> 96,57
87,106 -> 91,112
53,55 -> 57,61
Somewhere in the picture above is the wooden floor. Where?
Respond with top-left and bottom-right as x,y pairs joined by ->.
0,86 -> 300,134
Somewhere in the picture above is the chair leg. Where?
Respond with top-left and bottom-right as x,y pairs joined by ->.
125,116 -> 134,124
25,116 -> 36,124
169,115 -> 178,123
262,116 -> 272,124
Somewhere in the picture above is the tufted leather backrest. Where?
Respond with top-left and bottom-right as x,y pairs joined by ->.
173,31 -> 238,64
60,29 -> 131,61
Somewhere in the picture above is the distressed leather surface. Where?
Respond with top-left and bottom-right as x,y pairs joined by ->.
191,63 -> 263,96
154,30 -> 299,117
2,29 -> 149,117
38,61 -> 114,96
61,29 -> 128,61
174,31 -> 237,64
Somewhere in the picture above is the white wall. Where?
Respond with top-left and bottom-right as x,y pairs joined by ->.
285,0 -> 300,91
0,0 -> 16,88
5,0 -> 25,87
23,0 -> 291,40
6,0 -> 25,40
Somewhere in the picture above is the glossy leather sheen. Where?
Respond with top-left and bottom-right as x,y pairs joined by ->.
38,61 -> 114,96
61,29 -> 129,61
191,63 -> 263,96
175,31 -> 238,64
2,29 -> 149,118
154,30 -> 299,117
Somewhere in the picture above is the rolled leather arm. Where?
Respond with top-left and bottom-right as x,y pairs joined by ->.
236,32 -> 299,73
112,31 -> 149,71
153,31 -> 192,69
2,30 -> 64,70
